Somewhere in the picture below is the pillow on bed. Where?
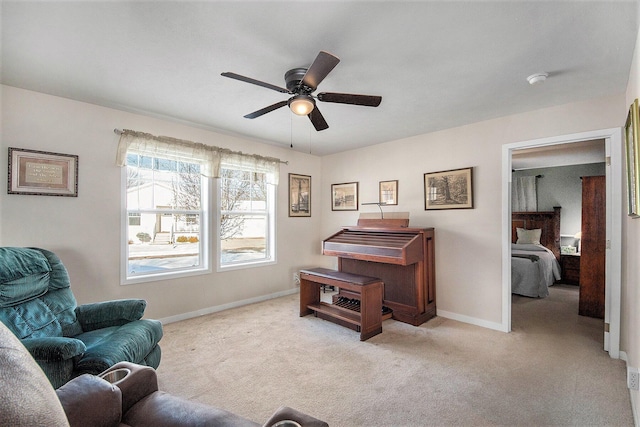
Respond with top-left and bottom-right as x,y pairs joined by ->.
516,227 -> 542,245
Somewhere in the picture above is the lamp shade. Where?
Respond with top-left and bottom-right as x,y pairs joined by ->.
288,95 -> 315,116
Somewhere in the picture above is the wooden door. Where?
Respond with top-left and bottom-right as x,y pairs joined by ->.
579,176 -> 606,318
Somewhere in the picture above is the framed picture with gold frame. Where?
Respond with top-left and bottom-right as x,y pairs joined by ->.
625,99 -> 639,217
8,147 -> 78,197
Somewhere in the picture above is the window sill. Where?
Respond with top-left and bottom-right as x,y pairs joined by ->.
122,266 -> 211,285
217,258 -> 276,273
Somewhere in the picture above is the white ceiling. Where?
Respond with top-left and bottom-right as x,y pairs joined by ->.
1,1 -> 638,156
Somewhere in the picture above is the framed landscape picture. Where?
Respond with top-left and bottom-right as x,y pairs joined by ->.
289,173 -> 311,217
331,182 -> 358,211
424,167 -> 473,210
8,147 -> 78,197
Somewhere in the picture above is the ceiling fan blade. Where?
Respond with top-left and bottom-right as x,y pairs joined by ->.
317,92 -> 382,107
244,101 -> 288,119
308,107 -> 329,131
301,51 -> 340,91
221,72 -> 290,94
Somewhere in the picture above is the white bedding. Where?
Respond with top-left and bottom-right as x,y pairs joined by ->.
511,243 -> 561,298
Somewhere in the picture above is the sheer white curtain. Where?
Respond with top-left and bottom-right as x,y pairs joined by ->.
115,129 -> 281,184
512,176 -> 537,211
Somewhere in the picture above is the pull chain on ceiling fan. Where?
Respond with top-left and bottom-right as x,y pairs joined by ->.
221,51 -> 382,131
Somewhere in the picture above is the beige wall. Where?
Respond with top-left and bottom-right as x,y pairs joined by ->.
320,94 -> 625,328
0,85 -> 324,320
0,84 -> 631,328
623,7 -> 640,421
2,20 -> 637,358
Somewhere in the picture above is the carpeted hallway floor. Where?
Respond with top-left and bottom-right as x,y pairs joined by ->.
157,284 -> 633,426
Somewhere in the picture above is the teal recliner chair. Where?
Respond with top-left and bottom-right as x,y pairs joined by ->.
0,247 -> 163,388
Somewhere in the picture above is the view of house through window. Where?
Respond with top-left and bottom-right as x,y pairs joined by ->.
219,167 -> 274,267
125,153 -> 206,279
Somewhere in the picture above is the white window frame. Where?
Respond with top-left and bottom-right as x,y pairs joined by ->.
216,166 -> 277,272
120,157 -> 212,285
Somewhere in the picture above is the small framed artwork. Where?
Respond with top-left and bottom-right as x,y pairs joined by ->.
289,173 -> 311,217
331,182 -> 359,211
424,167 -> 473,210
379,180 -> 398,205
8,147 -> 78,197
625,98 -> 639,217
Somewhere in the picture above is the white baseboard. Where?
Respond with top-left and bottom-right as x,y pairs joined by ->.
158,288 -> 300,325
436,309 -> 507,332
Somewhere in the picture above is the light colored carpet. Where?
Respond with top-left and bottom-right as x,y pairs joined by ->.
157,285 -> 633,426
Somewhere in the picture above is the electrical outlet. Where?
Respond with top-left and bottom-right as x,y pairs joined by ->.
293,272 -> 300,286
628,367 -> 639,391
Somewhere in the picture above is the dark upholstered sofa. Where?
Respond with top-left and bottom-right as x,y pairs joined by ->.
0,247 -> 163,388
0,320 -> 328,426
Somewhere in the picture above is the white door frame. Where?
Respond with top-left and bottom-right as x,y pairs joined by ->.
501,127 -> 622,358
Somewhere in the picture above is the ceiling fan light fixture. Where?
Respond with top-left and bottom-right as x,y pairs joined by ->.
289,95 -> 315,116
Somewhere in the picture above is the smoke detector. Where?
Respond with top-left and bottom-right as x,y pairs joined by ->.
527,72 -> 549,85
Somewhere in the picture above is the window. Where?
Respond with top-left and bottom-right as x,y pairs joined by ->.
128,213 -> 141,226
124,153 -> 208,282
218,166 -> 276,269
117,128 -> 282,280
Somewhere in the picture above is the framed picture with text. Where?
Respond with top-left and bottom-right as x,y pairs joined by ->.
8,147 -> 78,197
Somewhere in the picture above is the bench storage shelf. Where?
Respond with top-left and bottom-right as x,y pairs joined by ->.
299,268 -> 383,341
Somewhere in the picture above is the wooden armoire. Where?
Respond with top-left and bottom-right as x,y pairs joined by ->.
579,175 -> 606,318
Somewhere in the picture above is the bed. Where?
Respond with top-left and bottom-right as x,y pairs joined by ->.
511,207 -> 562,298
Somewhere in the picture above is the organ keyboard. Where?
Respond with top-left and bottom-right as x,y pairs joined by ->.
322,219 -> 436,326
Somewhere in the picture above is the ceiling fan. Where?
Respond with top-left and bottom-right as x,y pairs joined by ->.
221,51 -> 382,131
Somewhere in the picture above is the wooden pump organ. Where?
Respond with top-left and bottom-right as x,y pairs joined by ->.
299,217 -> 435,339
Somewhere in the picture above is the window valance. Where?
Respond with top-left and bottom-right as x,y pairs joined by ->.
115,129 -> 282,184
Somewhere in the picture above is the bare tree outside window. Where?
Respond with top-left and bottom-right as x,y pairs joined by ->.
174,163 -> 201,208
219,167 -> 271,266
219,169 -> 266,240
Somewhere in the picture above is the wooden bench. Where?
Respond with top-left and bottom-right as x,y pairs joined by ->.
299,267 -> 383,341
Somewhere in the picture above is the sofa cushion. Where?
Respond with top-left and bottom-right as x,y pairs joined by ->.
0,247 -> 52,284
0,247 -> 81,338
0,298 -> 63,338
74,320 -> 163,374
0,286 -> 82,339
23,336 -> 86,361
36,248 -> 72,291
0,272 -> 50,307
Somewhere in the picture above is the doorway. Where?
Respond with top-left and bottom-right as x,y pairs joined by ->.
501,128 -> 622,358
